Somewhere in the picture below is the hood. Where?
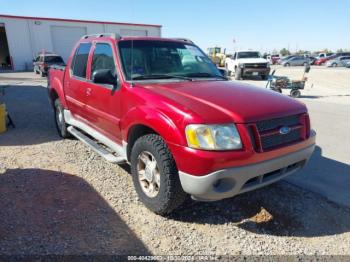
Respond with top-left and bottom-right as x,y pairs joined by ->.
138,80 -> 307,123
237,58 -> 268,64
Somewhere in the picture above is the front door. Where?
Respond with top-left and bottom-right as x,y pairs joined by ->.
84,42 -> 123,143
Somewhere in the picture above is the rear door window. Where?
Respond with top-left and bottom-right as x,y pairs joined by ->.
91,43 -> 115,75
71,43 -> 92,78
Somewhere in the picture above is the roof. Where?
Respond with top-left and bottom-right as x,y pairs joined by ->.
80,34 -> 194,44
0,14 -> 162,28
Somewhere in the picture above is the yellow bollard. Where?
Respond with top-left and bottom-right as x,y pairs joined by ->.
0,103 -> 7,133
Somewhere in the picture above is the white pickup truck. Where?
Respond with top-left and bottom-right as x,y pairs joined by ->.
225,50 -> 270,80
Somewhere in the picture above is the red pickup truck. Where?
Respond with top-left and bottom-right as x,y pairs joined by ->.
48,33 -> 316,215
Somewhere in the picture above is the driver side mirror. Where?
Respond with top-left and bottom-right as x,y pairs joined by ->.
92,69 -> 119,87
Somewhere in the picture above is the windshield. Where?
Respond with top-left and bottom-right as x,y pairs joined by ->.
44,56 -> 64,63
118,40 -> 222,81
237,52 -> 261,59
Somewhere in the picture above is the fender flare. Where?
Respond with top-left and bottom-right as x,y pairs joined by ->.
121,106 -> 186,146
48,76 -> 68,108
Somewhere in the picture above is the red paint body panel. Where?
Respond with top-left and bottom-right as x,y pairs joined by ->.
49,36 -> 314,177
315,55 -> 337,65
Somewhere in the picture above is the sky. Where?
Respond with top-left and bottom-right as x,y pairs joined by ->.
1,0 -> 349,54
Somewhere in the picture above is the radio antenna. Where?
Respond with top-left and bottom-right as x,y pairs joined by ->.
130,0 -> 135,87
131,39 -> 134,87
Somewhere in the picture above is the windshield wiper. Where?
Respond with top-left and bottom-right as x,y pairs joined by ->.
132,74 -> 192,81
183,72 -> 227,80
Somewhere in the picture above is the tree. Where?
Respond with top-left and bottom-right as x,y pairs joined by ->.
272,49 -> 278,55
280,48 -> 290,56
336,48 -> 348,53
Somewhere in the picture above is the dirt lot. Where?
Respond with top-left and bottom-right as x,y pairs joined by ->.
0,68 -> 350,256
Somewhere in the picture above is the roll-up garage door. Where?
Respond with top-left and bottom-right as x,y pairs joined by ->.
51,26 -> 87,62
120,29 -> 148,37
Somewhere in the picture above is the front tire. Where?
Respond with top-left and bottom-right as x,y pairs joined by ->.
54,99 -> 71,138
131,134 -> 187,215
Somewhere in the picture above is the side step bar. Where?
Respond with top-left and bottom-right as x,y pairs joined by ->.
67,126 -> 126,164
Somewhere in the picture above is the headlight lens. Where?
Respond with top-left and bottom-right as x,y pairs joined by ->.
185,124 -> 242,150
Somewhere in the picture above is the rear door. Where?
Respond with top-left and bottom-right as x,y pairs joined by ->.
83,42 -> 123,142
64,42 -> 92,120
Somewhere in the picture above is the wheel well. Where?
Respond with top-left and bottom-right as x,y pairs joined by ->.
127,124 -> 158,161
49,89 -> 59,107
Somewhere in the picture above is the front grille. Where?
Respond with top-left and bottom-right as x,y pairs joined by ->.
261,129 -> 301,150
244,63 -> 268,69
256,115 -> 300,132
250,114 -> 305,151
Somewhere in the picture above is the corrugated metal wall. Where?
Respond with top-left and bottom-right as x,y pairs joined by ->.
0,16 -> 161,71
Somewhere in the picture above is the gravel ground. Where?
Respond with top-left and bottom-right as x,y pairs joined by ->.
1,76 -> 350,256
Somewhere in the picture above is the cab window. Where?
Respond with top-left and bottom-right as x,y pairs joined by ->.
91,43 -> 115,75
71,43 -> 92,78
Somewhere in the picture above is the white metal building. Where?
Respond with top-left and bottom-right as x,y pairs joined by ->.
0,14 -> 162,71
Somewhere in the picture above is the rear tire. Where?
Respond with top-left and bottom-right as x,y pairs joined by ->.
290,89 -> 301,98
131,134 -> 187,215
332,63 -> 337,67
284,63 -> 290,67
54,99 -> 71,138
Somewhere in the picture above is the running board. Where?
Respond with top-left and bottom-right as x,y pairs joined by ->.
67,126 -> 126,164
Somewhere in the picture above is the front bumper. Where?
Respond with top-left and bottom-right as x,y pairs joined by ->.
179,143 -> 315,201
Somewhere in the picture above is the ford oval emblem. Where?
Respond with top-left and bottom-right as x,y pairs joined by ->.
279,126 -> 291,135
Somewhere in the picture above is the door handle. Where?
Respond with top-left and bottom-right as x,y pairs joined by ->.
86,88 -> 92,96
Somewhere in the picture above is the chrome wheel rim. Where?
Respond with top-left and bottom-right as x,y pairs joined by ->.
56,106 -> 63,129
137,151 -> 160,198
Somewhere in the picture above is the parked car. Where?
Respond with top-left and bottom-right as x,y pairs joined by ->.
326,56 -> 350,67
225,50 -> 270,80
48,34 -> 316,215
33,52 -> 65,77
346,61 -> 350,68
277,55 -> 296,64
282,56 -> 310,66
315,53 -> 350,66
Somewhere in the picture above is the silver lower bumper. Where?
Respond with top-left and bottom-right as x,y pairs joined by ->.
179,144 -> 315,201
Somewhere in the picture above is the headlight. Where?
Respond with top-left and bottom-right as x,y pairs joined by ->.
239,63 -> 245,68
185,124 -> 242,150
